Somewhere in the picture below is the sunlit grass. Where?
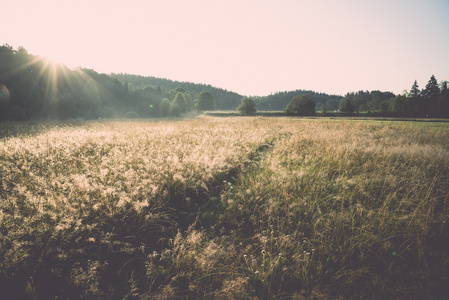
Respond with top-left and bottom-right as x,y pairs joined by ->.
0,117 -> 448,298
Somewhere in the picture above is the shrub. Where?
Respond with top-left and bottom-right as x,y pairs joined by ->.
237,97 -> 257,116
285,95 -> 315,116
168,103 -> 181,117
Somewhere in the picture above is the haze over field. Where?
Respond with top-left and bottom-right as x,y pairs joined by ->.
2,0 -> 448,96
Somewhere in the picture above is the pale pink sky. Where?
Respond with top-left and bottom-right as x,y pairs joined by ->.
2,0 -> 449,96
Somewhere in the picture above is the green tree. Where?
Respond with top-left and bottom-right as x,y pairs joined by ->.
439,81 -> 449,118
237,97 -> 257,115
408,80 -> 421,116
160,98 -> 170,117
172,92 -> 187,112
421,75 -> 440,117
168,102 -> 181,117
175,87 -> 186,94
410,80 -> 420,99
339,98 -> 356,115
389,95 -> 410,116
285,95 -> 315,116
195,91 -> 215,111
184,93 -> 193,111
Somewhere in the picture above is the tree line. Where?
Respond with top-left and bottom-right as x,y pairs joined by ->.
0,45 -> 216,121
338,75 -> 449,117
241,75 -> 448,118
111,73 -> 242,110
1,44 -> 448,120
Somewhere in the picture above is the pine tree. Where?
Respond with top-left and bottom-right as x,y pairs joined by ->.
408,80 -> 421,117
409,80 -> 420,98
421,75 -> 440,117
439,81 -> 449,118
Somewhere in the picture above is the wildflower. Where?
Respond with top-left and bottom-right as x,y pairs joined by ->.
261,250 -> 266,254
244,254 -> 248,258
255,271 -> 259,274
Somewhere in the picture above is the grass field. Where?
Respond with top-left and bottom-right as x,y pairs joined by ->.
1,117 -> 448,299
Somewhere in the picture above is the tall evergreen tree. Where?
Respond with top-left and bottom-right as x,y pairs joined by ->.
439,81 -> 449,118
421,75 -> 440,117
410,80 -> 420,98
408,80 -> 421,117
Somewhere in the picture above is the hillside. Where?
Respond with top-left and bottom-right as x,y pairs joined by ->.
111,73 -> 243,110
255,90 -> 343,111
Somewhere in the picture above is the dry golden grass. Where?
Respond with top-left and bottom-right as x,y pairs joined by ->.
0,117 -> 448,299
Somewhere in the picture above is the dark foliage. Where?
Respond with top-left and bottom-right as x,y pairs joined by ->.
1,44 -> 448,119
255,89 -> 342,112
111,73 -> 242,110
285,94 -> 316,116
237,97 -> 257,115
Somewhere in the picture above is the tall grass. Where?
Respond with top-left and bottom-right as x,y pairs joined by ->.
0,118 -> 448,298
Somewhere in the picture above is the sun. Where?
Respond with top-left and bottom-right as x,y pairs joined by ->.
37,46 -> 79,70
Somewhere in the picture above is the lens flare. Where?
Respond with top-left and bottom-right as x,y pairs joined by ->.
0,85 -> 10,104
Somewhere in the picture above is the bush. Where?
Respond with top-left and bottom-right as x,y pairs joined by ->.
339,98 -> 356,115
285,95 -> 315,116
237,97 -> 257,116
168,103 -> 181,117
195,91 -> 215,111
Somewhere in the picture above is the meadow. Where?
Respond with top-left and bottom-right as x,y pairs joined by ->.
0,117 -> 448,299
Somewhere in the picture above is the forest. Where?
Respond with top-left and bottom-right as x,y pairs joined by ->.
1,44 -> 448,120
0,45 -> 235,121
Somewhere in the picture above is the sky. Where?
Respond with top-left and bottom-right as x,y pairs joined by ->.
1,0 -> 449,96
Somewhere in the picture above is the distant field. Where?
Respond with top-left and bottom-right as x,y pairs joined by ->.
1,117 -> 448,299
